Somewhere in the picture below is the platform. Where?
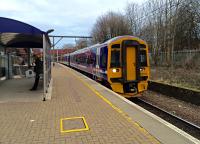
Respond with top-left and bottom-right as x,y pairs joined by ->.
0,63 -> 199,144
0,77 -> 43,103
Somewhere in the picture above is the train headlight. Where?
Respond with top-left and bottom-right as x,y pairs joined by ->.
112,69 -> 117,73
140,68 -> 145,72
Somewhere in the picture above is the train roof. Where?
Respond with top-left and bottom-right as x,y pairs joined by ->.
103,35 -> 139,44
69,35 -> 145,56
69,43 -> 106,56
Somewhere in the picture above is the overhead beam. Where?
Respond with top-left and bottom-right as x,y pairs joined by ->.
52,37 -> 63,48
49,35 -> 92,39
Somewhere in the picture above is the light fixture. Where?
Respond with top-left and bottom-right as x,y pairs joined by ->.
112,69 -> 117,73
46,29 -> 54,34
140,68 -> 145,71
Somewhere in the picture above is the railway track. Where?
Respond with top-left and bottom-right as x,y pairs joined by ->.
148,80 -> 200,105
130,97 -> 200,139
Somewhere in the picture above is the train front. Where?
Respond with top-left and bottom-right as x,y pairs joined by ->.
106,36 -> 150,97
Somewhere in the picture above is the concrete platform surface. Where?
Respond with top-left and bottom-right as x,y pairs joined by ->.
0,63 -> 199,144
61,64 -> 199,144
0,77 -> 43,103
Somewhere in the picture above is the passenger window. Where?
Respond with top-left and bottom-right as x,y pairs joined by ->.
140,50 -> 147,66
100,47 -> 108,69
87,56 -> 93,64
87,58 -> 90,64
110,50 -> 120,68
101,55 -> 107,68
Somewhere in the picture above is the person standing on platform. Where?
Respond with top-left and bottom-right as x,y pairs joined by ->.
30,55 -> 43,91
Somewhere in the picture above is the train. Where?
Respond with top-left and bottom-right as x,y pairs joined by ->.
61,36 -> 150,97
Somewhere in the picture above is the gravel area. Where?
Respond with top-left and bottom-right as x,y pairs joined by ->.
140,90 -> 200,126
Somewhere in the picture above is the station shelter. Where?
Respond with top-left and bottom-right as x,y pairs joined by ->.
0,17 -> 52,101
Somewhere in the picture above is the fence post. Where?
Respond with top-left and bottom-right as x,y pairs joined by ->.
43,34 -> 46,101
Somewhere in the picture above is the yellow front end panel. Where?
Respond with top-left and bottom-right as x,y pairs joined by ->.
106,36 -> 150,95
111,83 -> 124,93
138,82 -> 148,93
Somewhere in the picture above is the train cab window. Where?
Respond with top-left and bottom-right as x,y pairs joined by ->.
111,44 -> 120,49
140,44 -> 146,48
110,50 -> 120,68
140,50 -> 147,66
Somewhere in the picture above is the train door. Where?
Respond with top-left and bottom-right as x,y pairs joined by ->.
126,47 -> 136,81
96,47 -> 100,78
122,40 -> 140,82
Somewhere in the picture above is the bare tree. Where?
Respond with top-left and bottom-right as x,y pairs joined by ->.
125,0 -> 200,66
62,43 -> 74,49
90,0 -> 200,65
91,11 -> 132,43
75,38 -> 88,49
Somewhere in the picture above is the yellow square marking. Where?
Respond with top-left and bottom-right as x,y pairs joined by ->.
60,116 -> 89,133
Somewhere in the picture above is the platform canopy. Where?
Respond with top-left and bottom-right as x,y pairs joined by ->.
0,17 -> 46,48
0,17 -> 52,101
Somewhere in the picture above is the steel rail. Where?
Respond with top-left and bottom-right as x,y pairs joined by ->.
134,98 -> 200,134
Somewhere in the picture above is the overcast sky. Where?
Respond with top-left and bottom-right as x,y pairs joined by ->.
0,0 -> 146,47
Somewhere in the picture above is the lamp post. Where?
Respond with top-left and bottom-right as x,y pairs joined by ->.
46,29 -> 54,34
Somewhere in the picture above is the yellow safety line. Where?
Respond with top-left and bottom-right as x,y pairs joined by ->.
60,64 -> 160,143
82,116 -> 89,130
60,116 -> 89,133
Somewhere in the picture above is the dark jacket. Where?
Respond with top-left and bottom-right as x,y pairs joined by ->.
34,58 -> 43,74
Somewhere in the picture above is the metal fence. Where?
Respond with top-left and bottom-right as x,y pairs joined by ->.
149,49 -> 200,67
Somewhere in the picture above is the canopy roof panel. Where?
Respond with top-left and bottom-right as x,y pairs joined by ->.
0,17 -> 45,35
0,17 -> 48,48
